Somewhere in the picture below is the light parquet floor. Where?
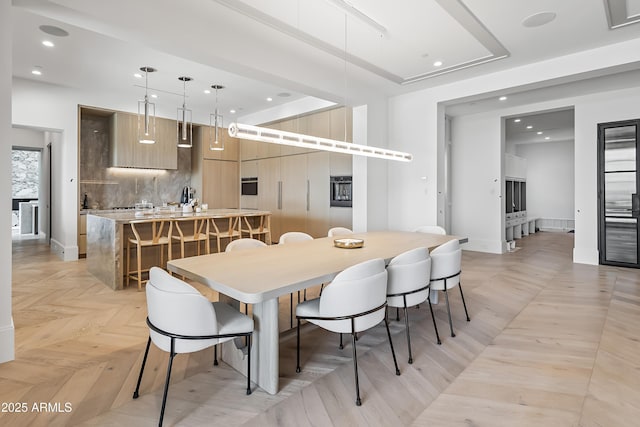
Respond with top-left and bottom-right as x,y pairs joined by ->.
2,232 -> 639,426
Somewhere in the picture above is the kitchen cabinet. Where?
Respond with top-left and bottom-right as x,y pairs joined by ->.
280,155 -> 307,233
201,126 -> 239,161
110,112 -> 178,169
330,107 -> 353,142
258,157 -> 281,242
202,159 -> 239,208
306,152 -> 330,237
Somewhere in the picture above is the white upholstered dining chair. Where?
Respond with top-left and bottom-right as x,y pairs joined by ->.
414,225 -> 446,235
386,247 -> 441,364
295,258 -> 401,406
279,231 -> 314,327
327,226 -> 353,237
225,238 -> 267,314
132,267 -> 254,427
429,239 -> 470,337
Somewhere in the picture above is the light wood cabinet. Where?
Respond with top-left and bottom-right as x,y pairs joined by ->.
330,107 -> 353,142
202,126 -> 239,161
258,157 -> 281,243
110,112 -> 178,169
280,155 -> 307,234
306,152 -> 330,238
79,214 -> 87,257
202,159 -> 239,208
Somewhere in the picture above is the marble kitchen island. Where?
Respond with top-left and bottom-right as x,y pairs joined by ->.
86,209 -> 271,290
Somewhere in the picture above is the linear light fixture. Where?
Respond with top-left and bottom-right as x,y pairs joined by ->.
228,122 -> 413,162
177,76 -> 193,148
138,66 -> 156,144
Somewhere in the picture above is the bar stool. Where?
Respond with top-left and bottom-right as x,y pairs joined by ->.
209,215 -> 241,253
126,219 -> 172,291
240,213 -> 272,244
169,217 -> 210,259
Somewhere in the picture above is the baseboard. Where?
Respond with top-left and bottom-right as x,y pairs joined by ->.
573,247 -> 599,265
50,239 -> 79,261
461,238 -> 503,254
0,320 -> 15,363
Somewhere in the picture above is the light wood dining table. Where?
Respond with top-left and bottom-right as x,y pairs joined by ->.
166,230 -> 464,395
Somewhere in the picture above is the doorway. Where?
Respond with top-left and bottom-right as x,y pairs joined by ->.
598,119 -> 639,267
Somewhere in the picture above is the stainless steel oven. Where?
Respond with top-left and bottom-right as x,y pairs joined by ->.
330,176 -> 352,207
241,177 -> 258,196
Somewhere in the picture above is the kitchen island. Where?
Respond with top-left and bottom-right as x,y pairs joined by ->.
86,209 -> 271,290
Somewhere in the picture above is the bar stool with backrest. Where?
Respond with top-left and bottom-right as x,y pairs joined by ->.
295,258 -> 401,406
209,214 -> 241,253
127,219 -> 172,291
133,267 -> 253,427
386,247 -> 441,365
429,239 -> 470,337
279,231 -> 314,327
240,213 -> 272,244
170,216 -> 210,259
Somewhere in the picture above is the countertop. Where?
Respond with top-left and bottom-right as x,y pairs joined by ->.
86,208 -> 271,224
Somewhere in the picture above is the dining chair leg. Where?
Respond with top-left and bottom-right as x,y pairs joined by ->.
427,295 -> 442,345
126,241 -> 131,288
396,307 -> 400,321
459,283 -> 471,321
159,340 -> 176,427
213,345 -> 218,366
339,333 -> 344,350
246,334 -> 252,395
290,294 -> 294,329
351,332 -> 362,406
384,316 -> 401,376
295,318 -> 301,373
443,287 -> 455,337
132,336 -> 151,399
402,298 -> 413,364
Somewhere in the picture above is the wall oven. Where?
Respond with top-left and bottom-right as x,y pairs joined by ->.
330,176 -> 352,207
241,177 -> 258,196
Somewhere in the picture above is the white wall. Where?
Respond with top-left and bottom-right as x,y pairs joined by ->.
450,112 -> 504,253
11,126 -> 43,148
516,141 -> 575,221
388,36 -> 640,265
1,0 -> 15,364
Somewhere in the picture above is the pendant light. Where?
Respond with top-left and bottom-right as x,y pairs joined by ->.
209,84 -> 225,151
138,66 -> 156,144
177,76 -> 193,148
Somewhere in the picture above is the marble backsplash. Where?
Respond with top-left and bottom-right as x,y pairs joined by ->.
80,114 -> 193,210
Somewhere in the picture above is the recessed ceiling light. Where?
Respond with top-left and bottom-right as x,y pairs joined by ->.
433,60 -> 443,67
526,125 -> 533,129
537,131 -> 543,135
499,96 -> 507,101
204,89 -> 211,94
277,92 -> 291,97
230,109 -> 236,114
544,136 -> 550,140
31,68 -> 42,76
134,73 -> 142,78
42,40 -> 54,47
266,97 -> 273,102
514,119 -> 521,123
38,25 -> 69,37
522,12 -> 556,28
151,94 -> 158,98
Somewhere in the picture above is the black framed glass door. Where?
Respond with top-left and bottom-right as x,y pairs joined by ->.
598,120 -> 639,267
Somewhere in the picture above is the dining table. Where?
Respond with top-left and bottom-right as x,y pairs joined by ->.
166,230 -> 464,395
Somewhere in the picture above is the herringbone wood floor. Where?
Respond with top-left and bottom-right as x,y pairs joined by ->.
1,232 -> 639,426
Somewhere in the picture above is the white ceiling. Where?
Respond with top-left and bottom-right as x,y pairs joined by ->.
10,0 -> 640,129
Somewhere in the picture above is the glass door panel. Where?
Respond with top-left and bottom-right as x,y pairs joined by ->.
599,121 -> 639,267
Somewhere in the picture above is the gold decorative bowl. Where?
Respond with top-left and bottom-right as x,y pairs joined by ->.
334,238 -> 364,249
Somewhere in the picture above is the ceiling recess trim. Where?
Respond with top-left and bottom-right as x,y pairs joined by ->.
603,0 -> 640,29
214,0 -> 510,85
